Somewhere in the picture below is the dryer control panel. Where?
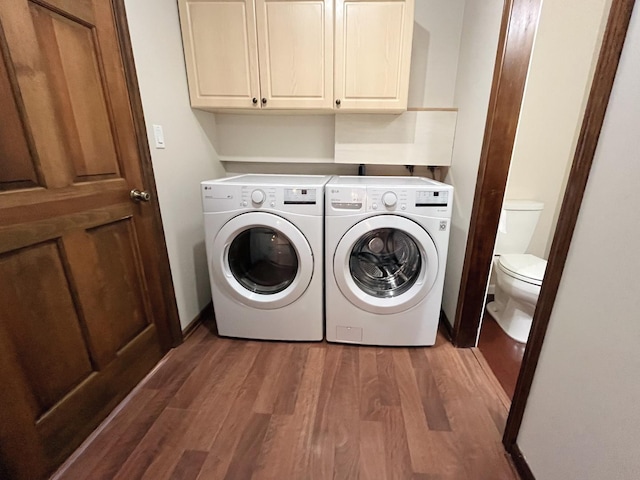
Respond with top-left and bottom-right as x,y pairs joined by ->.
202,183 -> 325,215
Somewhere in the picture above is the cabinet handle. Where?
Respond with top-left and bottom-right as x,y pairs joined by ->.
252,97 -> 258,104
335,99 -> 341,106
261,98 -> 267,105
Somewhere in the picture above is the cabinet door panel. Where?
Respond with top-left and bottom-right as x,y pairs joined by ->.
335,0 -> 414,111
256,0 -> 333,109
179,0 -> 260,109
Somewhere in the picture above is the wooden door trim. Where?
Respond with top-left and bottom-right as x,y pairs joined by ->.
508,443 -> 535,480
503,0 -> 636,450
451,0 -> 541,347
111,0 -> 182,348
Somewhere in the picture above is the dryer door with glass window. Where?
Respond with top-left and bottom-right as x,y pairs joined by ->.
333,215 -> 438,314
212,212 -> 313,309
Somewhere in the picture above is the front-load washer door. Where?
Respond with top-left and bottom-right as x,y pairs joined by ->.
334,215 -> 438,314
212,212 -> 313,309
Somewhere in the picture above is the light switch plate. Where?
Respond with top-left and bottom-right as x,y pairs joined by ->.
152,124 -> 165,149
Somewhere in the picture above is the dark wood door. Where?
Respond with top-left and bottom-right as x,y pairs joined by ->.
0,1 -> 180,478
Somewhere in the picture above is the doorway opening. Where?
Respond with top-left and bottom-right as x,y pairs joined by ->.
451,0 -> 636,474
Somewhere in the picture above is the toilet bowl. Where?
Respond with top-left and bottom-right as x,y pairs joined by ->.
487,254 -> 547,343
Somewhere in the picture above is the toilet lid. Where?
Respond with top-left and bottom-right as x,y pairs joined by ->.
498,254 -> 547,286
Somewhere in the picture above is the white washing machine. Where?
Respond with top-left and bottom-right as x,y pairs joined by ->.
202,174 -> 331,341
325,176 -> 453,346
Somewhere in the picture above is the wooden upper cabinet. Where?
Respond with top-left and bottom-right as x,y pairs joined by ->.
178,0 -> 333,110
178,0 -> 413,112
256,0 -> 333,109
334,0 -> 415,112
178,0 -> 261,109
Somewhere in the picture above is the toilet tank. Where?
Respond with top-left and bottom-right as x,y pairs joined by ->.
495,200 -> 544,255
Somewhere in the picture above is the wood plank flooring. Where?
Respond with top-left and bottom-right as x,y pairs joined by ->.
478,312 -> 526,400
53,320 -> 519,480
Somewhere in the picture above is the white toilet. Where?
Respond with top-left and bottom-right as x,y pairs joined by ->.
487,200 -> 547,343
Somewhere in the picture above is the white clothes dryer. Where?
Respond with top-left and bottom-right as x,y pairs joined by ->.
202,174 -> 331,341
325,176 -> 453,346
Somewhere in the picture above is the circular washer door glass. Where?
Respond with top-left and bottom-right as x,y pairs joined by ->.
349,228 -> 421,298
228,227 -> 298,294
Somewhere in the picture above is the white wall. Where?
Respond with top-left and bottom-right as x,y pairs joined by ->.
124,0 -> 225,330
408,0 -> 466,107
215,114 -> 335,163
441,0 -> 504,324
504,0 -> 612,260
518,6 -> 640,478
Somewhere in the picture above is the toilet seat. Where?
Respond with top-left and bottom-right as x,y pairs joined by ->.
498,254 -> 547,286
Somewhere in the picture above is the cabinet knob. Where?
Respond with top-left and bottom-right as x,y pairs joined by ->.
252,97 -> 258,104
335,99 -> 341,106
261,98 -> 267,105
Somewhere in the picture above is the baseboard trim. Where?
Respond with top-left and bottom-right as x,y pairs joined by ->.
509,443 -> 535,480
182,301 -> 214,340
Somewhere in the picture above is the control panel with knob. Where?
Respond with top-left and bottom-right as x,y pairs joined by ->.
251,189 -> 265,205
382,191 -> 398,208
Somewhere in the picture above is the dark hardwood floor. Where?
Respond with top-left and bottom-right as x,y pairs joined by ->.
478,310 -> 526,400
53,319 -> 518,480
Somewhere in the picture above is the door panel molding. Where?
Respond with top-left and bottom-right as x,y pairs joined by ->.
0,22 -> 42,190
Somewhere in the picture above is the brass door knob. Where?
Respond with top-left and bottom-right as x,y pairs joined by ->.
130,189 -> 151,202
